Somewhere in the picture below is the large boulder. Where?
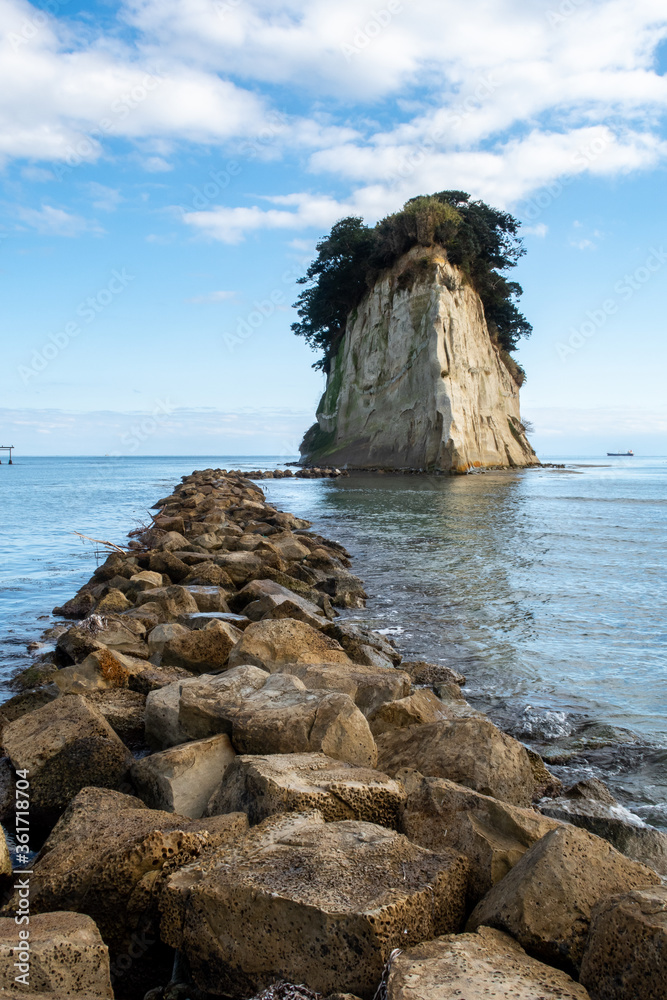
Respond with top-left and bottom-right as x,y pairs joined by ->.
7,787 -> 248,965
145,678 -> 201,749
398,770 -> 561,904
86,689 -> 146,745
161,810 -> 470,999
131,735 -> 236,818
322,622 -> 402,667
2,695 -> 132,819
137,585 -> 199,618
56,616 -> 147,662
386,927 -> 590,1000
368,689 -> 452,735
52,647 -> 132,693
0,911 -> 113,996
184,585 -> 230,613
180,669 -> 378,767
206,753 -> 404,827
160,620 -> 242,673
147,622 -> 189,660
377,718 -> 536,807
579,887 -> 667,1000
467,825 -> 661,972
273,661 -> 412,716
227,618 -> 351,669
541,779 -> 667,875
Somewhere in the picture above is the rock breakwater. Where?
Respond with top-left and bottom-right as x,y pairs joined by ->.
0,468 -> 664,1000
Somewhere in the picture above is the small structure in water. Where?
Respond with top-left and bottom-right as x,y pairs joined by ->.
0,445 -> 14,464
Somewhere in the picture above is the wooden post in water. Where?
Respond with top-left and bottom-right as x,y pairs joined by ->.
0,445 -> 14,464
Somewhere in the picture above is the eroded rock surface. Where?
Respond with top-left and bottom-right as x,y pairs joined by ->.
161,810 -> 469,998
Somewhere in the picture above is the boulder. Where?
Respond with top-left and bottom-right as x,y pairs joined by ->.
161,620 -> 242,673
161,811 -> 469,999
147,622 -> 190,660
322,623 -> 401,667
398,770 -> 560,903
377,718 -> 536,807
273,661 -> 412,716
85,689 -> 146,745
145,676 -> 214,749
184,586 -> 230,613
525,745 -> 563,799
157,530 -> 190,552
137,586 -> 199,618
227,618 -> 351,669
0,686 -> 59,734
2,695 -> 132,818
401,660 -> 466,686
53,647 -> 132,693
148,551 -> 191,582
206,753 -> 404,827
579,887 -> 667,1000
57,616 -> 148,661
0,911 -> 113,996
96,588 -> 132,614
180,669 -> 378,767
11,787 -> 248,957
129,570 -> 164,591
131,735 -> 236,818
386,927 -> 590,1000
467,825 -> 661,972
541,782 -> 667,875
369,689 -> 452,735
53,590 -> 97,619
183,562 -> 234,587
269,531 -> 311,560
177,666 -> 268,739
212,550 -> 283,583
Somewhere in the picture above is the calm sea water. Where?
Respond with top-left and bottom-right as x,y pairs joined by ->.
1,455 -> 665,827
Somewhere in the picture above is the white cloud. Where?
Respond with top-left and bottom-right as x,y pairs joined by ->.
524,223 -> 548,237
14,204 -> 103,236
87,182 -> 123,212
187,290 -> 237,302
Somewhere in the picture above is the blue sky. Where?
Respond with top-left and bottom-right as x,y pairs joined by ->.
1,0 -> 666,456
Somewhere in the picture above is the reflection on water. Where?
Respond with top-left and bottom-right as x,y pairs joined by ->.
262,461 -> 667,827
1,456 -> 666,827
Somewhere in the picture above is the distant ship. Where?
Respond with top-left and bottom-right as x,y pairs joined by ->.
607,449 -> 634,456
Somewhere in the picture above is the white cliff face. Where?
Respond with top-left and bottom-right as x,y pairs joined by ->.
301,248 -> 538,472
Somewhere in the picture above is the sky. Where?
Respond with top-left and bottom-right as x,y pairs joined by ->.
1,0 -> 666,457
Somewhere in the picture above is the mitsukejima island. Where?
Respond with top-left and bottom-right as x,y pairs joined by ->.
294,192 -> 539,471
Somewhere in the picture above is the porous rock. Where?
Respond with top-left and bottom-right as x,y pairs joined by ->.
0,911 -> 113,996
368,689 -> 452,735
398,770 -> 560,903
541,785 -> 667,875
2,695 -> 132,818
137,585 -> 199,618
376,717 -> 536,807
161,619 -> 241,673
206,752 -> 404,827
386,927 -> 590,1000
180,669 -> 378,767
579,886 -> 667,1000
401,660 -> 466,687
161,810 -> 469,999
467,825 -> 661,972
227,617 -> 351,669
131,734 -> 236,818
11,787 -> 248,957
273,660 -> 412,716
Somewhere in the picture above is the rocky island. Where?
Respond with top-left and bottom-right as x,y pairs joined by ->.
295,193 -> 539,472
0,468 -> 664,1000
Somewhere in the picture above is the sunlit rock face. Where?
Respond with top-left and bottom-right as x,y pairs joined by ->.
300,247 -> 538,472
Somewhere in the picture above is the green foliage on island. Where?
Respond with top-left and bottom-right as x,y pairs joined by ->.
291,191 -> 532,376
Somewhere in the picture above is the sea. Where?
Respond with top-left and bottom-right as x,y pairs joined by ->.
1,455 -> 665,828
